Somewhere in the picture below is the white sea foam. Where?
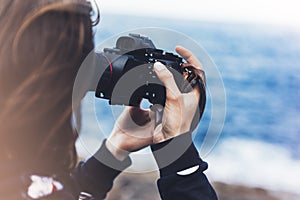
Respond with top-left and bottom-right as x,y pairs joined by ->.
77,135 -> 300,195
204,137 -> 300,194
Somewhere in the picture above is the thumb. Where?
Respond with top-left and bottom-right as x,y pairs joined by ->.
153,62 -> 181,101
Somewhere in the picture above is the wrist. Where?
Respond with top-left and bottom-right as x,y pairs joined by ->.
105,139 -> 129,161
180,123 -> 191,134
153,124 -> 191,144
151,132 -> 206,177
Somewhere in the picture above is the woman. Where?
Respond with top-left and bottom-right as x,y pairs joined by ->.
0,0 -> 217,199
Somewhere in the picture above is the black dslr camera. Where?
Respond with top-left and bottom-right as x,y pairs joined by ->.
95,33 -> 195,106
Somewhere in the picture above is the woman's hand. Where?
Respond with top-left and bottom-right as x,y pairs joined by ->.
106,46 -> 205,159
152,46 -> 204,143
106,106 -> 155,160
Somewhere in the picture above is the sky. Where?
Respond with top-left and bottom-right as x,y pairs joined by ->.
96,0 -> 300,31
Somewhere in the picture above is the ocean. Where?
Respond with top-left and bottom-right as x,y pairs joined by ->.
75,14 -> 300,195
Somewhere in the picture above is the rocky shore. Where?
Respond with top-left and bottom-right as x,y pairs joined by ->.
105,171 -> 300,200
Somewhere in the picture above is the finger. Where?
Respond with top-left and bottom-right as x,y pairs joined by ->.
153,62 -> 181,101
128,106 -> 152,126
175,46 -> 203,70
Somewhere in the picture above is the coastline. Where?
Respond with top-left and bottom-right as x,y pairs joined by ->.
105,171 -> 300,200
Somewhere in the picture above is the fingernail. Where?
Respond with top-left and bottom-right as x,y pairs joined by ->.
154,62 -> 165,71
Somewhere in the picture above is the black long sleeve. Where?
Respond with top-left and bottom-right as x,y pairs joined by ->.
73,134 -> 218,200
1,140 -> 131,200
2,133 -> 217,200
71,140 -> 131,199
151,133 -> 218,200
53,133 -> 217,200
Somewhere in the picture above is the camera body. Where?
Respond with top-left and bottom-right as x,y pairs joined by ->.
95,33 -> 186,106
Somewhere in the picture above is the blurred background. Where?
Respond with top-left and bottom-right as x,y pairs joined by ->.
76,0 -> 300,199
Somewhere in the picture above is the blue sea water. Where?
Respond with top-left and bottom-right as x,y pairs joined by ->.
76,14 -> 300,194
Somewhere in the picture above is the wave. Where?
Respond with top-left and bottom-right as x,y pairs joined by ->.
204,137 -> 300,194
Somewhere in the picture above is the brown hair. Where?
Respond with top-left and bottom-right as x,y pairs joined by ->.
0,0 -> 96,178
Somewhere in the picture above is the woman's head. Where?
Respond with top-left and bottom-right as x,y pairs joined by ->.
0,0 -> 96,177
